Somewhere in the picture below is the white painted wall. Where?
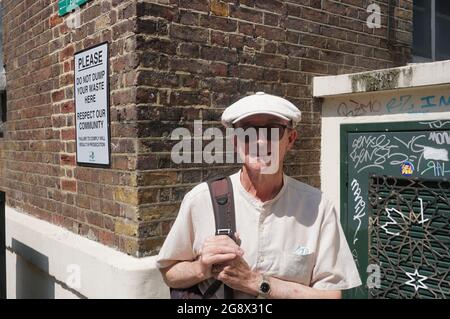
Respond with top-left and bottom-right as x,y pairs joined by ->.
5,206 -> 170,299
6,250 -> 79,299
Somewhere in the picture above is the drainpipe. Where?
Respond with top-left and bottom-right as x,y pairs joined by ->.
387,0 -> 395,46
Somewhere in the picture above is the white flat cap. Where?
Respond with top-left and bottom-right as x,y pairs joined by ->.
221,92 -> 302,127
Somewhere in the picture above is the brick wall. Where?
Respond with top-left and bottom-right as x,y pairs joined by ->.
133,0 -> 412,255
0,0 -> 412,257
0,0 -> 143,255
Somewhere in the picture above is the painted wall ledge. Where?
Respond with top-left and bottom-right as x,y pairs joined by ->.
313,60 -> 450,98
5,206 -> 170,299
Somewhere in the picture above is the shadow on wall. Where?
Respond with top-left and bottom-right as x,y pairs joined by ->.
12,239 -> 54,299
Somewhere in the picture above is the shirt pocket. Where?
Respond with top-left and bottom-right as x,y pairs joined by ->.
272,251 -> 316,286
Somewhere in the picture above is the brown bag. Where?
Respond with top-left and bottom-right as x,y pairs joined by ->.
170,176 -> 236,299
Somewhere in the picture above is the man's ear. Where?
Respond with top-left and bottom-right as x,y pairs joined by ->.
287,129 -> 298,148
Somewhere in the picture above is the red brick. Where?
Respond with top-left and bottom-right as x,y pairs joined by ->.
50,14 -> 63,28
59,45 -> 75,61
61,101 -> 74,113
179,0 -> 209,12
52,89 -> 65,102
61,154 -> 76,166
61,179 -> 77,193
170,24 -> 209,43
99,230 -> 119,248
210,0 -> 229,17
61,128 -> 75,140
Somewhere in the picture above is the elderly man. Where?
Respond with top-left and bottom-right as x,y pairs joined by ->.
157,92 -> 361,298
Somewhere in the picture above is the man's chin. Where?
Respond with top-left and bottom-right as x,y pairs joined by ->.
244,157 -> 279,174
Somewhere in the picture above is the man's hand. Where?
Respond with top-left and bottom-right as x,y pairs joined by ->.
213,254 -> 261,296
163,232 -> 342,298
198,235 -> 244,280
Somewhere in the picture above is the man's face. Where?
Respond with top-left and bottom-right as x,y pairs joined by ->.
233,114 -> 298,174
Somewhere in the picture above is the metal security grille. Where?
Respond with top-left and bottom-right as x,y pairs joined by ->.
368,175 -> 450,299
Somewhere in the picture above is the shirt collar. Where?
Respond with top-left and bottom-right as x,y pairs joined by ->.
232,169 -> 288,210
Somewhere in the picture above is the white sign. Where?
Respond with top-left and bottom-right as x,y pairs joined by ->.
74,42 -> 110,166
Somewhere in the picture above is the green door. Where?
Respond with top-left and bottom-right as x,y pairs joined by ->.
340,121 -> 450,298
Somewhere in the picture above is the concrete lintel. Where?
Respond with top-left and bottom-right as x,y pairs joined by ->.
313,60 -> 450,98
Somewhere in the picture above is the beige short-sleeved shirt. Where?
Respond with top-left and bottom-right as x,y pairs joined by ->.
157,170 -> 362,298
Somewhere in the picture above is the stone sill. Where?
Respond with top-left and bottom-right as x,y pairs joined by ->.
313,60 -> 450,97
5,206 -> 170,298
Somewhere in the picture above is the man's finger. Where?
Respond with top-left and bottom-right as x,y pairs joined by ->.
203,253 -> 237,265
203,241 -> 243,255
235,232 -> 242,246
210,244 -> 243,255
209,235 -> 236,244
211,264 -> 224,274
212,237 -> 242,251
205,235 -> 230,242
222,265 -> 239,277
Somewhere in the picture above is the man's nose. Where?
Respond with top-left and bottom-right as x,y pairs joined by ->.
256,133 -> 270,145
256,128 -> 278,143
255,134 -> 273,154
255,128 -> 267,139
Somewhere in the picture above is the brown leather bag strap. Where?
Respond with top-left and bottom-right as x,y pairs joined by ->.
205,176 -> 236,299
207,176 -> 236,240
201,280 -> 222,299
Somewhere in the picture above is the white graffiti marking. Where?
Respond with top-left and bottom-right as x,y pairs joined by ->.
419,120 -> 450,129
393,135 -> 426,154
381,207 -> 404,236
350,134 -> 426,173
428,131 -> 450,145
382,198 -> 429,237
350,135 -> 397,172
351,179 -> 366,245
418,198 -> 429,224
405,269 -> 428,292
421,160 -> 450,177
